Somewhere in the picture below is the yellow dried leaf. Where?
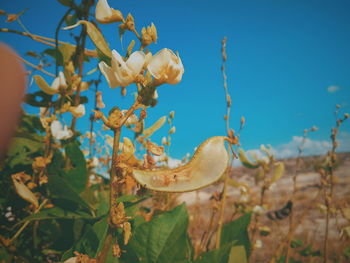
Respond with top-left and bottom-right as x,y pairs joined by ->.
112,242 -> 121,258
63,257 -> 77,263
33,75 -> 56,95
12,174 -> 39,209
122,137 -> 135,159
64,20 -> 111,58
124,175 -> 136,192
270,162 -> 285,183
142,116 -> 166,138
146,140 -> 164,156
123,222 -> 132,245
132,136 -> 229,192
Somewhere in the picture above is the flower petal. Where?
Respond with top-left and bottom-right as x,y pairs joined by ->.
95,0 -> 113,23
147,48 -> 172,79
126,51 -> 145,76
99,61 -> 119,88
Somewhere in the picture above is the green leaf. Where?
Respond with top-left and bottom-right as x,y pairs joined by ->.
64,20 -> 111,58
57,0 -> 73,7
58,43 -> 76,63
19,207 -> 93,223
228,245 -> 248,263
65,13 -> 77,26
220,213 -> 251,257
62,216 -> 109,261
291,239 -> 303,248
48,174 -> 91,211
19,114 -> 45,133
63,142 -> 88,193
43,48 -> 64,66
6,137 -> 44,168
195,242 -> 236,263
126,203 -> 191,263
25,90 -> 52,107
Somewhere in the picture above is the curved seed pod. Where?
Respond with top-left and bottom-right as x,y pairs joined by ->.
238,149 -> 259,169
266,200 -> 293,220
12,175 -> 39,209
132,136 -> 229,192
142,116 -> 166,138
64,20 -> 111,58
270,162 -> 285,184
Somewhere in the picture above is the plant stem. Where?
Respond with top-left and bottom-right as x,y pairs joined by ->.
215,36 -> 234,250
55,7 -> 73,76
285,131 -> 308,263
215,167 -> 229,249
97,127 -> 121,263
0,28 -> 97,57
9,199 -> 48,244
16,55 -> 55,77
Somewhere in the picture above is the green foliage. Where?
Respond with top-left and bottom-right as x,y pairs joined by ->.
220,213 -> 251,257
63,142 -> 88,193
43,48 -> 64,66
62,216 -> 109,260
125,203 -> 192,263
195,242 -> 236,263
48,174 -> 91,211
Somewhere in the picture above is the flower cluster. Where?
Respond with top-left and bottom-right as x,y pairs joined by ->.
99,48 -> 184,89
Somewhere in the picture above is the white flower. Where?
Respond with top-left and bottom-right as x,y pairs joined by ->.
147,48 -> 184,85
95,0 -> 123,24
161,136 -> 167,145
85,131 -> 96,140
121,110 -> 138,126
35,72 -> 67,95
69,104 -> 86,118
99,50 -> 145,88
50,120 -> 73,140
50,72 -> 67,94
252,205 -> 265,215
105,134 -> 114,148
39,107 -> 49,129
92,157 -> 99,167
255,239 -> 263,249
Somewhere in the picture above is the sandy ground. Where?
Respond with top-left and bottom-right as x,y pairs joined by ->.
177,153 -> 350,262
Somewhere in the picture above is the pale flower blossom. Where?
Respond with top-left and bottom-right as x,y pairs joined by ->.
99,50 -> 145,88
37,72 -> 67,95
51,72 -> 67,93
147,48 -> 184,85
121,110 -> 139,126
69,104 -> 86,118
169,126 -> 176,134
95,0 -> 123,24
50,120 -> 73,140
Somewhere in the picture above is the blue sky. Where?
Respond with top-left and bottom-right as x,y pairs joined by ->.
1,0 -> 349,159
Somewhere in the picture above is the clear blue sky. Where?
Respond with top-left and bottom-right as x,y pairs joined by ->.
1,0 -> 349,159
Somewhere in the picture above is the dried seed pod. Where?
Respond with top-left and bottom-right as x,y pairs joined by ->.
266,200 -> 293,220
132,136 -> 229,192
12,174 -> 39,209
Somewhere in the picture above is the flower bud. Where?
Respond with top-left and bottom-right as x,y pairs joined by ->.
95,0 -> 123,24
169,126 -> 176,134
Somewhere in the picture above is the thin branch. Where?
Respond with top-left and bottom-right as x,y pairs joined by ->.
16,55 -> 55,77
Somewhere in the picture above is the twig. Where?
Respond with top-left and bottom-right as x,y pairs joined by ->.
0,28 -> 97,57
16,55 -> 55,77
55,7 -> 73,76
9,199 -> 48,244
215,37 -> 234,249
